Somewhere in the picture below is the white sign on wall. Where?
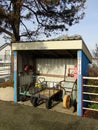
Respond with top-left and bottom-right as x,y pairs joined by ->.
14,55 -> 17,71
78,58 -> 81,75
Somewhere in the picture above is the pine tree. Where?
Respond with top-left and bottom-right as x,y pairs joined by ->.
0,0 -> 86,42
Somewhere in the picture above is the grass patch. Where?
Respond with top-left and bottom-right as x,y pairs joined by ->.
89,104 -> 98,109
0,80 -> 13,88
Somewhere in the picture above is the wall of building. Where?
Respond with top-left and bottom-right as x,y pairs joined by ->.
36,58 -> 77,82
0,44 -> 11,80
77,50 -> 91,116
17,55 -> 77,89
0,45 -> 11,62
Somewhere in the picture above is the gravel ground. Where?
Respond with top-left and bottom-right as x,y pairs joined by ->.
0,101 -> 98,130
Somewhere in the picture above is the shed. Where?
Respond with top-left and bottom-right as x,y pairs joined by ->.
12,36 -> 92,116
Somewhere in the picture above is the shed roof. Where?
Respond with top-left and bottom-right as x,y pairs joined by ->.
12,39 -> 92,62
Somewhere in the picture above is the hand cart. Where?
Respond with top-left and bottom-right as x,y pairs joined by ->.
59,77 -> 77,112
30,79 -> 63,109
19,75 -> 36,101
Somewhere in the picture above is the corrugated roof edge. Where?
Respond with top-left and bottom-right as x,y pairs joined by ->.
13,34 -> 82,43
12,35 -> 92,62
82,39 -> 92,62
51,34 -> 82,41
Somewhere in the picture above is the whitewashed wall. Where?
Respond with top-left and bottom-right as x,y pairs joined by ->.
0,45 -> 11,62
0,44 -> 11,80
18,56 -> 77,87
36,58 -> 77,82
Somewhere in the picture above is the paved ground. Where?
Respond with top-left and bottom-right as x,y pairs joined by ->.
18,100 -> 77,115
0,100 -> 98,130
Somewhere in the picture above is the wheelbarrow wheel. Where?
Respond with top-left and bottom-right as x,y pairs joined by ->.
32,97 -> 39,107
30,96 -> 34,104
63,95 -> 70,109
46,98 -> 52,109
19,95 -> 26,102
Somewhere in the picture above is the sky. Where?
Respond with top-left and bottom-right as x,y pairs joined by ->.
0,0 -> 98,53
68,0 -> 98,53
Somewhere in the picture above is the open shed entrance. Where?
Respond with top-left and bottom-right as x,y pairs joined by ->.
17,49 -> 77,114
17,49 -> 77,83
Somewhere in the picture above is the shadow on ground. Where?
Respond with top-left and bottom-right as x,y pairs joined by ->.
0,101 -> 98,130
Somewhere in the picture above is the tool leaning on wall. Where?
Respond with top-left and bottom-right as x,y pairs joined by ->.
60,65 -> 77,112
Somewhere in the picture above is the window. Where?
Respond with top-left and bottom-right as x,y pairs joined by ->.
5,50 -> 11,61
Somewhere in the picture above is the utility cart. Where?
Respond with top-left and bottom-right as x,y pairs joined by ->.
19,75 -> 62,108
30,79 -> 63,109
19,75 -> 47,101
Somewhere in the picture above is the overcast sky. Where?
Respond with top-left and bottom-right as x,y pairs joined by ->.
0,0 -> 98,54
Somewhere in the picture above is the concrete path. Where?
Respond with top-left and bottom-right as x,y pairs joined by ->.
0,101 -> 98,130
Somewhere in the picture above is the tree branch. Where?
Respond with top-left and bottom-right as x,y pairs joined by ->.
0,26 -> 12,36
22,4 -> 44,26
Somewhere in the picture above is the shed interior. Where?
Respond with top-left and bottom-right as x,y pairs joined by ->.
17,50 -> 77,82
17,49 -> 77,113
18,49 -> 77,58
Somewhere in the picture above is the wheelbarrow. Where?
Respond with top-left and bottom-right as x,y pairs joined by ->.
30,80 -> 63,109
59,78 -> 77,112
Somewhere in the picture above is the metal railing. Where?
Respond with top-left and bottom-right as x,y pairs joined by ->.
0,65 -> 11,79
82,76 -> 98,111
